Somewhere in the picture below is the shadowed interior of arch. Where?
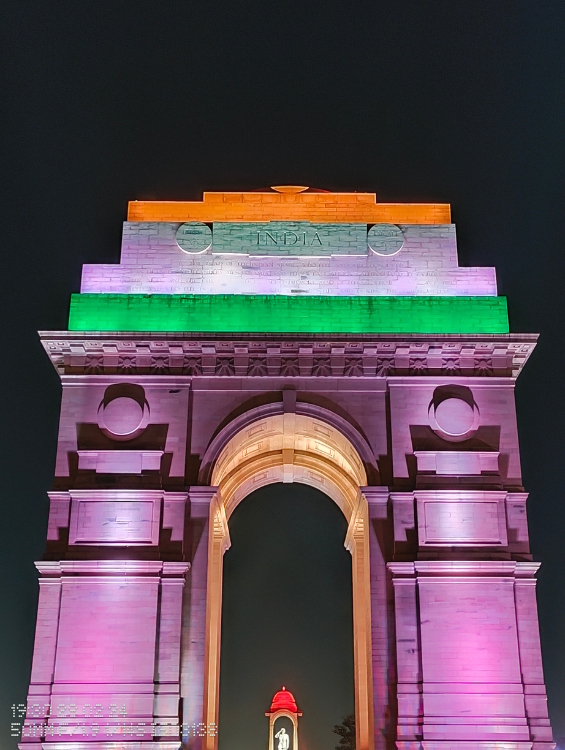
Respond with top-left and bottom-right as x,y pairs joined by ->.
218,483 -> 355,750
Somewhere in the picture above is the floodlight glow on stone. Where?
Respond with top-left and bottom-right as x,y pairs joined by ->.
25,187 -> 555,750
68,293 -> 509,334
81,220 -> 498,296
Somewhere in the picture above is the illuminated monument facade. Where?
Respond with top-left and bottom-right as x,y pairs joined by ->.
22,187 -> 554,750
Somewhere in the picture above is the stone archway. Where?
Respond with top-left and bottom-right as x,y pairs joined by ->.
201,412 -> 375,750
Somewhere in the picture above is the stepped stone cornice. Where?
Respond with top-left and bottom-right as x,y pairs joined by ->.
39,331 -> 537,378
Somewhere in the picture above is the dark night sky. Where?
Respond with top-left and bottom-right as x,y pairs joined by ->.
1,1 -> 565,748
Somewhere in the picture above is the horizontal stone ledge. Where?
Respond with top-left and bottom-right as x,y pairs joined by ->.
40,331 -> 536,378
67,293 -> 509,335
388,561 -> 541,577
35,561 -> 190,577
39,743 -> 182,750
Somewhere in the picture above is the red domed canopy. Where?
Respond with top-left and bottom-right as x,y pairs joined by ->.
268,686 -> 299,713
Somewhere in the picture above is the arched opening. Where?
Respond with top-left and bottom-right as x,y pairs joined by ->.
202,413 -> 375,750
218,483 -> 354,750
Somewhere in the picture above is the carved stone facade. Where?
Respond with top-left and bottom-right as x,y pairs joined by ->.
20,189 -> 554,750
42,333 -> 536,380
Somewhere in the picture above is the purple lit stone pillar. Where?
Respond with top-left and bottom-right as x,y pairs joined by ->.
515,565 -> 554,749
416,562 -> 529,747
20,559 -> 190,749
388,559 -> 556,748
388,563 -> 422,750
50,561 -> 161,743
181,487 -> 217,748
364,487 -> 393,750
154,563 -> 190,738
20,564 -> 62,748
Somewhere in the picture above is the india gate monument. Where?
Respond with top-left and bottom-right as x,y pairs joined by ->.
20,186 -> 554,749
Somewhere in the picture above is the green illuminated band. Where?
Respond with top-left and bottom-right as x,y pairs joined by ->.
68,294 -> 509,334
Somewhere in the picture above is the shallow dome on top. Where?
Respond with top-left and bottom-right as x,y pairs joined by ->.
268,687 -> 299,713
248,186 -> 332,193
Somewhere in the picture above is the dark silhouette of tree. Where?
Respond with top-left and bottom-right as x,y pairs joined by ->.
332,714 -> 355,750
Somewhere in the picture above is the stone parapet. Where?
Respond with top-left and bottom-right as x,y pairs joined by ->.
127,191 -> 450,224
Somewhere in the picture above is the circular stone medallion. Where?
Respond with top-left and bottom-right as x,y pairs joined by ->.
176,222 -> 212,254
100,397 -> 145,437
433,398 -> 476,437
368,224 -> 404,256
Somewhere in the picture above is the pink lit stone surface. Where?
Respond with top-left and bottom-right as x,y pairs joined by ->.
101,397 -> 144,435
80,222 -> 497,297
24,362 -> 553,750
416,492 -> 508,546
433,397 -> 475,435
53,383 -> 189,481
24,365 -> 554,750
54,579 -> 159,683
180,488 -> 215,747
21,562 -> 188,746
388,379 -> 522,484
22,200 -> 553,750
68,496 -> 159,545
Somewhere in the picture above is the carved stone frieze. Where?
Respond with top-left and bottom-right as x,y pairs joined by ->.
40,332 -> 537,378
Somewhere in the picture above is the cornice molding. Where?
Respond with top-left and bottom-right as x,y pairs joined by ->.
387,560 -> 541,577
39,331 -> 537,378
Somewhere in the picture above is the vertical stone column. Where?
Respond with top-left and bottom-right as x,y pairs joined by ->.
268,715 -> 274,750
20,563 -> 62,748
387,563 -> 422,750
417,563 -> 528,746
345,491 -> 375,750
154,562 -> 190,737
515,563 -> 554,749
202,491 -> 230,750
363,487 -> 392,750
181,487 -> 223,750
21,561 -> 166,745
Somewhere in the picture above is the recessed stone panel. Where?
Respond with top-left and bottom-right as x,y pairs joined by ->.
54,578 -> 159,682
416,492 -> 507,546
212,221 -> 368,257
418,577 -> 521,683
69,494 -> 160,545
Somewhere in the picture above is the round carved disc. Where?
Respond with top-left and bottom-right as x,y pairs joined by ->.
434,398 -> 475,437
368,224 -> 404,256
176,222 -> 212,254
101,397 -> 144,436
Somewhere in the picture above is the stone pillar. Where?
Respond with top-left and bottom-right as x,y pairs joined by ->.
416,561 -> 530,747
363,487 -> 392,750
389,560 -> 552,748
20,564 -> 62,748
181,487 -> 224,750
21,560 -> 181,747
202,490 -> 231,750
387,563 -> 422,750
515,564 -> 554,749
345,491 -> 375,750
154,562 -> 190,738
